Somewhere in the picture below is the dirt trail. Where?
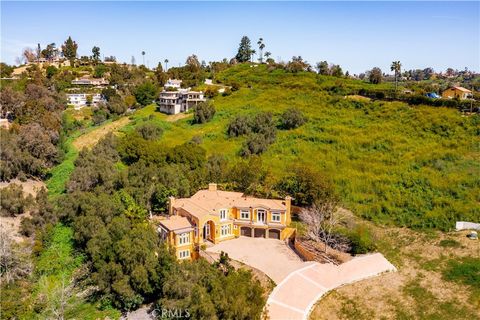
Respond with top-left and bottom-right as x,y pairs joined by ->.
72,117 -> 131,150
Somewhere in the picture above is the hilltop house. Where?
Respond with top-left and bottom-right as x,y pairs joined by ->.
71,77 -> 110,86
157,88 -> 205,115
67,93 -> 105,110
155,183 -> 293,260
165,79 -> 183,89
442,86 -> 472,100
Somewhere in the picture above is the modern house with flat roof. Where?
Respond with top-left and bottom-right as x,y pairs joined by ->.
154,183 -> 293,260
66,93 -> 105,110
157,88 -> 205,115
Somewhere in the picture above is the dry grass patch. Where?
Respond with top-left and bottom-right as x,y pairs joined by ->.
72,117 -> 131,150
310,226 -> 479,320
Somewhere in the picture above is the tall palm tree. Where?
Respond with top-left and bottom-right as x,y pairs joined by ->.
164,59 -> 169,71
390,61 -> 402,94
142,51 -> 145,65
257,38 -> 265,63
264,51 -> 272,62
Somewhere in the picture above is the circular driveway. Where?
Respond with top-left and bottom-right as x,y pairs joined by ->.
206,236 -> 305,283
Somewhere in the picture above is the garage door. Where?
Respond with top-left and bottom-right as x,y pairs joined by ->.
268,229 -> 280,239
241,227 -> 252,237
254,228 -> 266,238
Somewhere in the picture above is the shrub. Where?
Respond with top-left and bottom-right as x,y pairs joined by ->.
439,239 -> 461,248
240,133 -> 269,156
280,108 -> 307,129
135,122 -> 163,140
204,86 -> 218,98
193,101 -> 216,124
346,224 -> 377,254
0,184 -> 33,217
227,115 -> 251,137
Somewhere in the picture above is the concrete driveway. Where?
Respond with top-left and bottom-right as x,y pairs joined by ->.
205,237 -> 306,283
206,237 -> 397,320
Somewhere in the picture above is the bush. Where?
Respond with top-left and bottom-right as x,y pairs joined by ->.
227,115 -> 251,137
193,101 -> 216,124
346,224 -> 377,254
240,133 -> 269,156
135,122 -> 163,140
204,86 -> 218,98
280,108 -> 307,129
0,184 -> 33,217
439,239 -> 461,248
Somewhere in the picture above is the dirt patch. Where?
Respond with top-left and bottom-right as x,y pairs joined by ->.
72,117 -> 131,150
0,179 -> 44,243
164,113 -> 191,122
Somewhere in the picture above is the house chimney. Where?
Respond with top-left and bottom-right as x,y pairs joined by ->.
208,183 -> 217,191
168,196 -> 175,215
285,196 -> 292,225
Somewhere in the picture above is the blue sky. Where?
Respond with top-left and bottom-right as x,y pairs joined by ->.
1,1 -> 479,74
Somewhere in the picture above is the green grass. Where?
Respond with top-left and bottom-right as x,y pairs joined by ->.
27,224 -> 120,319
124,64 -> 480,231
45,134 -> 79,197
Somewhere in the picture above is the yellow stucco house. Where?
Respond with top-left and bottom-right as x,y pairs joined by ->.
442,86 -> 472,100
155,183 -> 293,260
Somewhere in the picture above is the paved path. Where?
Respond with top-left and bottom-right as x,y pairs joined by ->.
206,237 -> 305,283
266,253 -> 397,320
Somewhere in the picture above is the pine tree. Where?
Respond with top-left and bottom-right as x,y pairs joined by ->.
61,36 -> 78,65
235,36 -> 252,63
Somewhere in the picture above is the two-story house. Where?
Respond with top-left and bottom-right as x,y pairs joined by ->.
155,183 -> 293,260
157,88 -> 206,115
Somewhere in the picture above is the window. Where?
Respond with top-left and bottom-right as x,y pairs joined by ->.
179,250 -> 190,259
221,224 -> 232,237
178,232 -> 190,245
271,212 -> 281,223
220,209 -> 228,220
240,210 -> 250,220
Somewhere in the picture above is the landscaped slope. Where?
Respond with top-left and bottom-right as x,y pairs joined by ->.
128,64 -> 479,230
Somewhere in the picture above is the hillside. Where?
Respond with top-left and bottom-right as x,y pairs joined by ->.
125,64 -> 479,231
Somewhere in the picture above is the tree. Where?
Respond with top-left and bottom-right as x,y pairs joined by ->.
331,65 -> 343,77
299,203 -> 343,254
141,51 -> 145,66
280,108 -> 307,129
369,67 -> 383,84
164,59 -> 169,71
46,65 -> 58,79
0,184 -> 33,217
235,36 -> 253,63
0,63 -> 14,78
154,62 -> 167,86
134,82 -> 157,106
41,43 -> 56,61
193,101 -> 216,124
0,230 -> 32,283
92,46 -> 101,62
390,61 -> 402,93
257,38 -> 265,63
186,54 -> 201,72
61,36 -> 78,65
316,61 -> 330,75
286,56 -> 309,73
22,48 -> 36,63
